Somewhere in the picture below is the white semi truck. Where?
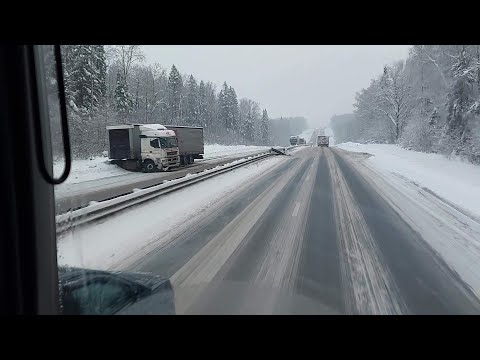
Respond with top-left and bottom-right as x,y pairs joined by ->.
106,124 -> 204,172
317,135 -> 329,147
290,136 -> 299,146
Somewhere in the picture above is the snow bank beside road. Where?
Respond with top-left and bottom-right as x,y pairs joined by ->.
202,144 -> 270,160
336,142 -> 480,218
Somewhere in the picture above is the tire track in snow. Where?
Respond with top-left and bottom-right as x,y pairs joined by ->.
325,149 -> 407,315
339,150 -> 480,307
253,152 -> 318,291
170,156 -> 308,314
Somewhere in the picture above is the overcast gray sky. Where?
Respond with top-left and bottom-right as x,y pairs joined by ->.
142,45 -> 411,128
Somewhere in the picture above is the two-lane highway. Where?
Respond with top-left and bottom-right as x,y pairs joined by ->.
124,146 -> 480,314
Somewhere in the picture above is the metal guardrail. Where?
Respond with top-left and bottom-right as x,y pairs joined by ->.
56,150 -> 281,234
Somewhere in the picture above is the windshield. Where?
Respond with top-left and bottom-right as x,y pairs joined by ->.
38,45 -> 480,315
159,137 -> 178,148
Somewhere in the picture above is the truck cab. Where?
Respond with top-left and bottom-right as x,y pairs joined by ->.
140,128 -> 180,172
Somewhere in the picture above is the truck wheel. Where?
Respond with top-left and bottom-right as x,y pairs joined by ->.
143,160 -> 156,173
188,155 -> 194,164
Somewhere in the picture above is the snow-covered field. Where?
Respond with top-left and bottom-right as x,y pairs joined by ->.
54,157 -> 128,184
336,142 -> 480,219
57,156 -> 287,270
54,144 -> 271,185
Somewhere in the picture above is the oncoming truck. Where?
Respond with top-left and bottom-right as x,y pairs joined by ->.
106,124 -> 204,172
290,136 -> 299,146
317,135 -> 329,147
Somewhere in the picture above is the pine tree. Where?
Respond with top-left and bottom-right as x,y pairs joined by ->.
185,75 -> 199,125
228,86 -> 239,134
61,45 -> 76,109
94,45 -> 107,101
244,108 -> 255,143
260,109 -> 270,145
167,64 -> 183,123
62,45 -> 107,115
198,80 -> 208,128
114,72 -> 131,115
205,82 -> 218,141
134,78 -> 140,111
218,82 -> 230,129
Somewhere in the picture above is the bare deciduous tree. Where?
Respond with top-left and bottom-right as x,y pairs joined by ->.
110,45 -> 145,80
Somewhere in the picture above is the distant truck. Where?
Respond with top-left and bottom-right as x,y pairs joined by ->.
290,136 -> 299,146
317,135 -> 329,147
106,123 -> 204,172
298,138 -> 306,145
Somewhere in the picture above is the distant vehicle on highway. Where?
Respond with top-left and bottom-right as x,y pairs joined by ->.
106,124 -> 204,173
298,138 -> 306,145
59,267 -> 175,315
317,135 -> 329,147
290,136 -> 299,146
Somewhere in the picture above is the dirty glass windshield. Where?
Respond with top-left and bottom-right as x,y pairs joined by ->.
38,45 -> 480,315
159,137 -> 178,148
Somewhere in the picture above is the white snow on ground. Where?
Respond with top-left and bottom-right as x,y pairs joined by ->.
53,156 -> 130,185
57,156 -> 287,270
336,142 -> 480,219
202,144 -> 270,161
54,145 -> 270,185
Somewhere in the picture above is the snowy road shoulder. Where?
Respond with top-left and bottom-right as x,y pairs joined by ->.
334,145 -> 480,300
335,142 -> 480,220
54,144 -> 272,187
57,156 -> 287,271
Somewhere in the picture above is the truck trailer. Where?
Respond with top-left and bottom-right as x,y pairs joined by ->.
165,125 -> 204,165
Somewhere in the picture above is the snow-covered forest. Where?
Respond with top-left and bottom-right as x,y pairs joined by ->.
45,45 -> 274,159
330,45 -> 480,163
